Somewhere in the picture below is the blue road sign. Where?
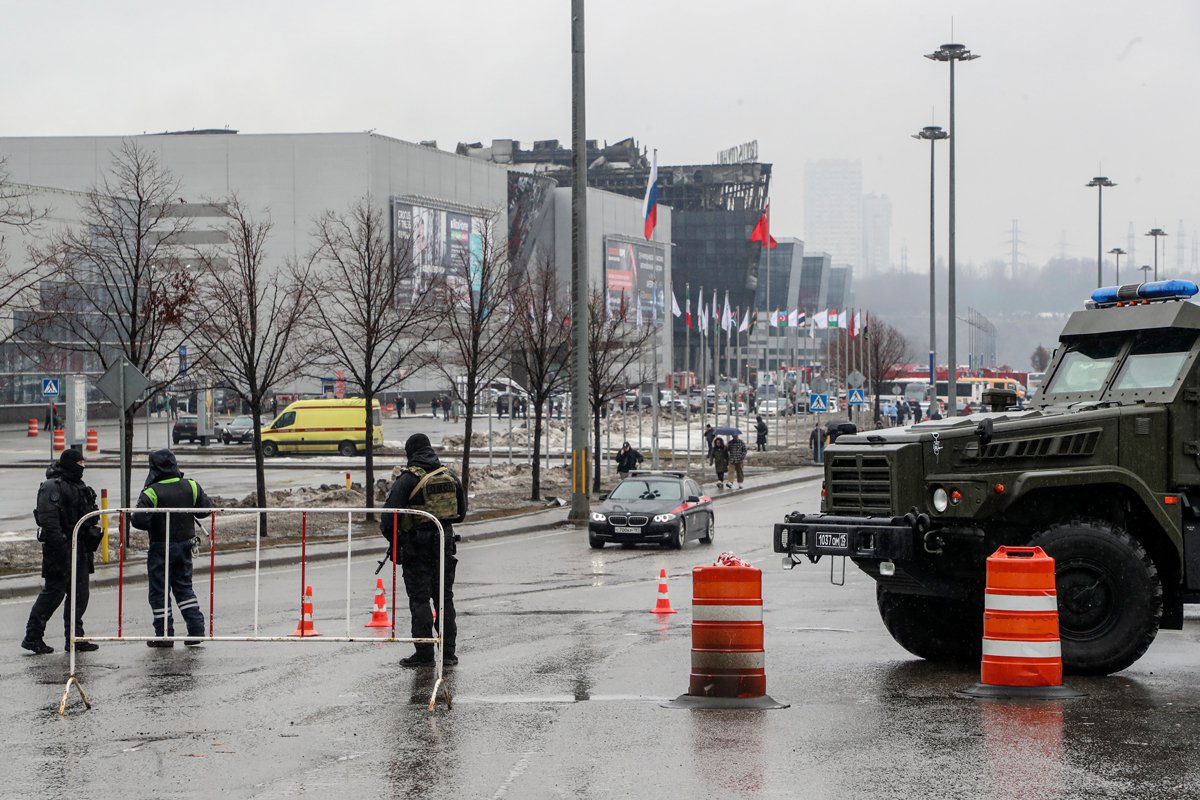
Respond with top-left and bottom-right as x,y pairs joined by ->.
179,344 -> 188,377
848,387 -> 866,406
809,393 -> 828,413
42,378 -> 59,398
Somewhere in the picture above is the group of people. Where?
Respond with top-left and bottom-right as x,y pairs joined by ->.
22,448 -> 212,654
703,423 -> 752,490
23,434 -> 467,672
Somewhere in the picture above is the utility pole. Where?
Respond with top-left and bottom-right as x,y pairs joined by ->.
568,0 -> 590,523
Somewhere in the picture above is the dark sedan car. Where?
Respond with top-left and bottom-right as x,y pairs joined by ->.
172,415 -> 215,445
588,471 -> 714,550
222,415 -> 258,444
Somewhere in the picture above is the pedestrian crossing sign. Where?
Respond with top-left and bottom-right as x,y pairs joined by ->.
809,393 -> 828,413
42,378 -> 59,397
848,388 -> 865,406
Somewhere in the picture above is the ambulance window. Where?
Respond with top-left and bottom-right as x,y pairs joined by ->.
1044,337 -> 1123,394
1111,330 -> 1197,391
273,411 -> 296,428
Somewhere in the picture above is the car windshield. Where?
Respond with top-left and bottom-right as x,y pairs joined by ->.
232,416 -> 253,425
609,480 -> 682,501
1044,337 -> 1123,394
1111,331 -> 1197,391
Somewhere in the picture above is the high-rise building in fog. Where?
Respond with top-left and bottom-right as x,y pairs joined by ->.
804,159 -> 862,272
862,193 -> 892,274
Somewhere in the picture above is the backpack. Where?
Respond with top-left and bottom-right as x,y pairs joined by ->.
396,466 -> 460,534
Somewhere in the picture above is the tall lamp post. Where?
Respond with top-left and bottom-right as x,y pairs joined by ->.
1139,264 -> 1153,282
926,42 -> 979,416
1109,247 -> 1126,284
1146,228 -> 1167,281
1087,176 -> 1115,288
913,125 -> 948,386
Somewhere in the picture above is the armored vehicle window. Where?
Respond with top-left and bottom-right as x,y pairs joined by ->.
1111,330 -> 1198,390
1045,337 -> 1123,394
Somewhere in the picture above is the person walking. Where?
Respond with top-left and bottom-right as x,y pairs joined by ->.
755,415 -> 768,451
430,397 -> 439,418
382,433 -> 467,667
130,450 -> 213,647
703,424 -> 716,461
613,441 -> 644,479
727,432 -> 748,489
22,449 -> 102,654
711,437 -> 731,489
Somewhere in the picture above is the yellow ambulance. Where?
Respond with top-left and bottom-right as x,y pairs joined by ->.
260,398 -> 384,457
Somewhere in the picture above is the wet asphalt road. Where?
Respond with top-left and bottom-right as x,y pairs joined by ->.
2,481 -> 1198,799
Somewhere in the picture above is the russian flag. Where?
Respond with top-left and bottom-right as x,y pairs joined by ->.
643,149 -> 658,240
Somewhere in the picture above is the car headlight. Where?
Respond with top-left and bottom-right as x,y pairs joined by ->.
652,513 -> 677,523
932,487 -> 949,513
590,512 -> 607,523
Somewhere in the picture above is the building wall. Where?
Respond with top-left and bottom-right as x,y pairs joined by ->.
862,193 -> 892,274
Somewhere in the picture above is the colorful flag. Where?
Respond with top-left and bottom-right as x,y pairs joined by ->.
848,309 -> 859,338
642,149 -> 658,240
686,287 -> 693,329
671,290 -> 682,318
796,310 -> 807,327
750,203 -> 778,249
862,311 -> 870,339
748,310 -> 758,334
776,309 -> 789,328
828,309 -> 840,328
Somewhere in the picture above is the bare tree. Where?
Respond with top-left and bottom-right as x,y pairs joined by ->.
191,196 -> 316,533
587,286 -> 658,492
511,249 -> 571,500
307,197 -> 437,510
0,158 -> 50,349
1031,344 -> 1050,372
428,211 -> 516,491
32,141 -> 200,507
865,318 -> 912,421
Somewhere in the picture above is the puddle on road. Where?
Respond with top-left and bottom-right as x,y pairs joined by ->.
450,693 -> 667,705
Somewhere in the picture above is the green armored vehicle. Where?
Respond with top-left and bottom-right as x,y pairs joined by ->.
774,280 -> 1200,675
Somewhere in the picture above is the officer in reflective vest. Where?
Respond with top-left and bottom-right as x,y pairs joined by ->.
131,450 -> 212,647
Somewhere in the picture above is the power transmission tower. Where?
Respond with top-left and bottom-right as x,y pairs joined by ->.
1002,219 -> 1025,279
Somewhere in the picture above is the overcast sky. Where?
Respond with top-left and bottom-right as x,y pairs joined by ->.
3,1 -> 1197,274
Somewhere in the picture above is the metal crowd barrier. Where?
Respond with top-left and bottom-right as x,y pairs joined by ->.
59,505 -> 450,715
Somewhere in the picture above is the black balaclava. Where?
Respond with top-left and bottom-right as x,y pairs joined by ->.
59,449 -> 85,481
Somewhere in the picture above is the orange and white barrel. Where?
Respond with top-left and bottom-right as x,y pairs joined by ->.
960,546 -> 1082,699
665,558 -> 787,709
52,428 -> 66,452
86,429 -> 99,453
27,419 -> 38,437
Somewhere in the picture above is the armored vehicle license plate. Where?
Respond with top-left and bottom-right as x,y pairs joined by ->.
613,526 -> 641,534
817,532 -> 848,549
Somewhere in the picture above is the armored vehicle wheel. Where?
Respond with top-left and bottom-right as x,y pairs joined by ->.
877,586 -> 982,662
1032,521 -> 1162,676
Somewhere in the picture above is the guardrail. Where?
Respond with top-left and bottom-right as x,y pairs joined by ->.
59,505 -> 450,716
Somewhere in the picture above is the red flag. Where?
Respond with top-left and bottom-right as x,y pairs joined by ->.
750,203 -> 777,249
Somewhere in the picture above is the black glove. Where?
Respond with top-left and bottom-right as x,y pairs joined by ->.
85,526 -> 104,553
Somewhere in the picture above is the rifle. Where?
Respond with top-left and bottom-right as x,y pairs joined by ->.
375,543 -> 399,575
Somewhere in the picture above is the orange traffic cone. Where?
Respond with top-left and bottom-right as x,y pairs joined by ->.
290,585 -> 320,637
365,578 -> 391,628
650,568 -> 677,614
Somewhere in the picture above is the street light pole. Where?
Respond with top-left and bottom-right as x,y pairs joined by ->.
926,42 -> 979,417
1109,247 -> 1126,284
913,125 -> 948,387
1146,228 -> 1167,281
568,0 -> 590,523
1087,176 -> 1115,288
1140,264 -> 1153,282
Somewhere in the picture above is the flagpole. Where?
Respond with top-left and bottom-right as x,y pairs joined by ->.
684,282 -> 691,470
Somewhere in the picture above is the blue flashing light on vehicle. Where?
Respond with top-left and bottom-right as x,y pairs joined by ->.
1090,280 -> 1199,308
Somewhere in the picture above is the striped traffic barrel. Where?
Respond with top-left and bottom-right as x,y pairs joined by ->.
664,559 -> 787,709
960,546 -> 1082,699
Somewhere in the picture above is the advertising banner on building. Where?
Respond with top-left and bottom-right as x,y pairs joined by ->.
604,237 -> 667,327
392,199 -> 485,302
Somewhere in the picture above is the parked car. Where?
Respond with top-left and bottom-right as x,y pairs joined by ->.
172,415 -> 215,445
588,470 -> 715,550
221,415 -> 266,445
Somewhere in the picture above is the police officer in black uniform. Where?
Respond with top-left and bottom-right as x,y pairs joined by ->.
131,450 -> 212,647
22,449 -> 101,654
381,433 -> 467,667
